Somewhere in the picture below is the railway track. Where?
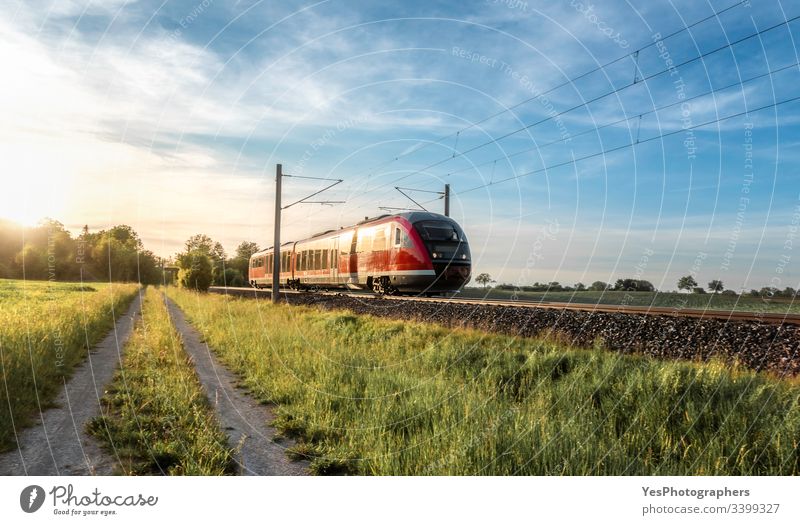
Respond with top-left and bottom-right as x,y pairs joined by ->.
208,286 -> 800,326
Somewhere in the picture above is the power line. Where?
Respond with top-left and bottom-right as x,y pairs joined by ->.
350,0 -> 748,179
456,95 -> 800,195
389,13 -> 800,185
280,5 -> 794,226
438,60 -> 800,179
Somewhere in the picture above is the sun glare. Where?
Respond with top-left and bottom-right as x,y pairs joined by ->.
0,139 -> 70,226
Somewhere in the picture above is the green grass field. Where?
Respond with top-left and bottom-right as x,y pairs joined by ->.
168,288 -> 800,475
88,287 -> 234,475
0,279 -> 140,451
459,288 -> 800,314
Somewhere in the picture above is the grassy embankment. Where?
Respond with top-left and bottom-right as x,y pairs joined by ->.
459,288 -> 800,314
88,287 -> 234,475
0,279 -> 139,451
168,288 -> 800,475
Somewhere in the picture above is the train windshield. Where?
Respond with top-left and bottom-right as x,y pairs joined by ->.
413,220 -> 470,262
415,221 -> 466,242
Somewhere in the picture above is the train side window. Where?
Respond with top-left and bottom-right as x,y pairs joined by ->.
357,230 -> 371,253
401,230 -> 413,248
395,227 -> 401,246
374,228 -> 385,251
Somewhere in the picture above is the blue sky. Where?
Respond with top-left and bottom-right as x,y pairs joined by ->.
1,0 -> 799,290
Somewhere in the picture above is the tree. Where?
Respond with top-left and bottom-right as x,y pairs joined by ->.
106,225 -> 143,249
760,287 -> 779,298
220,268 -> 244,287
184,234 -> 215,255
589,281 -> 609,291
692,287 -> 706,294
177,251 -> 213,291
230,241 -> 260,278
708,279 -> 724,293
14,244 -> 47,280
182,234 -> 229,285
677,275 -> 698,291
574,282 -> 586,291
614,278 -> 655,292
475,273 -> 494,288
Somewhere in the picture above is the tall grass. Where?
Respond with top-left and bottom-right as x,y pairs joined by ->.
88,287 -> 234,475
0,279 -> 139,451
169,288 -> 800,475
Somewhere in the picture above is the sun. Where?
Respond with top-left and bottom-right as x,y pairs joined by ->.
0,137 -> 71,226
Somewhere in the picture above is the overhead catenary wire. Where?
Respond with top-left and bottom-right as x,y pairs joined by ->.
279,3 -> 793,226
349,0 -> 748,180
388,13 -> 800,186
306,13 -> 799,219
436,60 -> 800,179
455,95 -> 800,195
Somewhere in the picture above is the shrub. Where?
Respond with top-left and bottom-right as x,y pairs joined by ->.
177,251 -> 212,291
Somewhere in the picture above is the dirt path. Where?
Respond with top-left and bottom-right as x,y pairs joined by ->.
0,293 -> 143,475
164,298 -> 307,476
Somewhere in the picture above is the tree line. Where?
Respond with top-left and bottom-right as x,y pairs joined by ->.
488,278 -> 655,293
0,218 -> 261,290
478,271 -> 798,298
0,218 -> 163,283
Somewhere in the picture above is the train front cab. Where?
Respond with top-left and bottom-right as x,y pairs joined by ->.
381,214 -> 471,294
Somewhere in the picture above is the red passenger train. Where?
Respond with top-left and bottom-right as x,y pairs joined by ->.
248,212 -> 471,294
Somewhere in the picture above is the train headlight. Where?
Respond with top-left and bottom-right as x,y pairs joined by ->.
461,254 -> 467,260
431,252 -> 438,259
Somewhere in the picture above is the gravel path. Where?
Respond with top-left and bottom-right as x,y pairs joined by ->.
164,298 -> 307,476
0,293 -> 143,475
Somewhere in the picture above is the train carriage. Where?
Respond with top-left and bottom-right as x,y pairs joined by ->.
249,211 -> 471,294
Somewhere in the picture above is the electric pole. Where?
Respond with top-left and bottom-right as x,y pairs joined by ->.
272,164 -> 282,303
270,164 -> 343,303
444,184 -> 450,217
